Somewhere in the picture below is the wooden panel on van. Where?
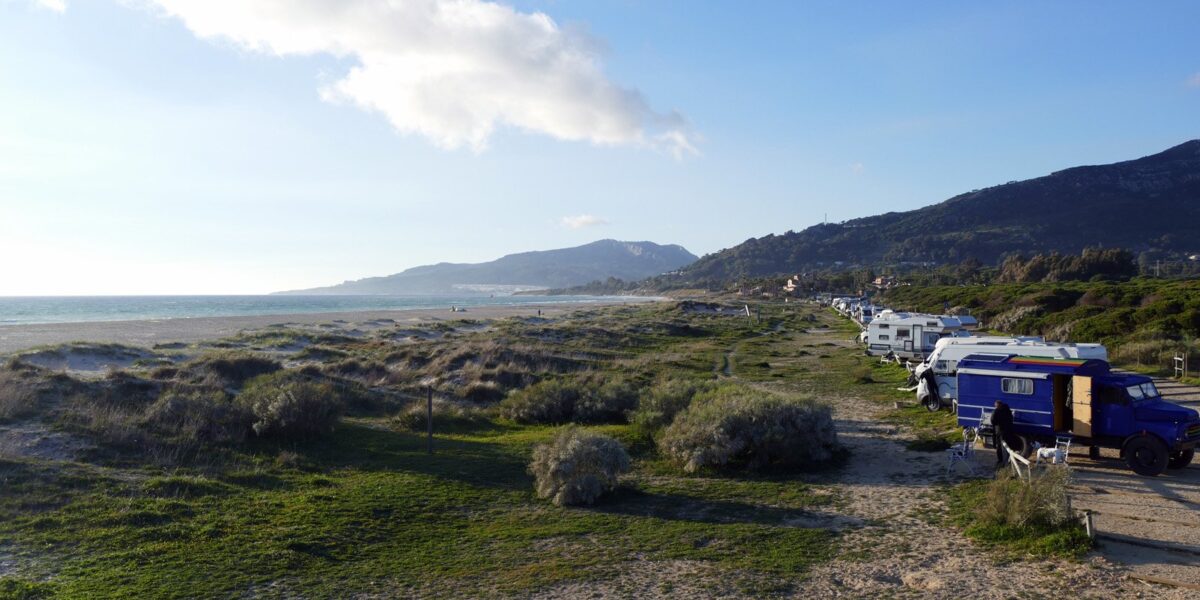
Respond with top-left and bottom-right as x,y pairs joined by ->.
1072,375 -> 1092,437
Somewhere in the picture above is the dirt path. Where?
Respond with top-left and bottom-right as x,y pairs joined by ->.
1069,448 -> 1200,591
781,326 -> 1163,599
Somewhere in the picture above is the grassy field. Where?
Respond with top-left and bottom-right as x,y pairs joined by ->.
0,303 -> 856,598
0,300 -> 1089,598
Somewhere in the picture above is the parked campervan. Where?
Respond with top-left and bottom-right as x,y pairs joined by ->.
864,311 -> 967,361
913,337 -> 1107,411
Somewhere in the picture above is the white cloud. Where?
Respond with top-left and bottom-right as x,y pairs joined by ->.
31,0 -> 66,12
560,214 -> 609,229
135,0 -> 697,156
850,162 -> 865,174
1188,72 -> 1200,88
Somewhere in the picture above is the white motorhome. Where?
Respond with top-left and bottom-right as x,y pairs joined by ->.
864,311 -> 968,361
912,337 -> 1108,411
855,303 -> 877,327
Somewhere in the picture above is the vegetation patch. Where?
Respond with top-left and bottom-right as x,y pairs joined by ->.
947,470 -> 1091,558
529,427 -> 630,506
659,384 -> 839,473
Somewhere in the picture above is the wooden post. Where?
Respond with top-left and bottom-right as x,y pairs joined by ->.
426,386 -> 434,455
1081,510 -> 1095,539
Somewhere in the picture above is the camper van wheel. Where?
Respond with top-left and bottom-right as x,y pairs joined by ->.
1168,448 -> 1194,469
922,394 -> 942,412
1124,436 -> 1169,476
1088,446 -> 1101,460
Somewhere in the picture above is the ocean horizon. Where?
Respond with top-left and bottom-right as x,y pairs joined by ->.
0,294 -> 642,326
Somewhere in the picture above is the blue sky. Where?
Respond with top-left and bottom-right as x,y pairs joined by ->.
1,0 -> 1197,295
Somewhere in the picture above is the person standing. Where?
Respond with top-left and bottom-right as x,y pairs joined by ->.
993,400 -> 1015,469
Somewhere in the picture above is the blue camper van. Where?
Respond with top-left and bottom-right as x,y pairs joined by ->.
956,354 -> 1200,476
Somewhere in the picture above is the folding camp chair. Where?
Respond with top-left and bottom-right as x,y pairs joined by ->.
945,427 -> 979,476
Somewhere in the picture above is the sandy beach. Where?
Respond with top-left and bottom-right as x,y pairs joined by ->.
0,300 -> 652,356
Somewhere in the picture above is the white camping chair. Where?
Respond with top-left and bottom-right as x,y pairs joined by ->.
945,427 -> 979,476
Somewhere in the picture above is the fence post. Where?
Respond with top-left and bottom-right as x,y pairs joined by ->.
426,386 -> 434,455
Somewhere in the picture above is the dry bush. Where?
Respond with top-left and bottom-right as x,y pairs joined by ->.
976,469 -> 1072,530
238,373 -> 342,440
659,384 -> 839,473
0,367 -> 44,421
529,427 -> 630,506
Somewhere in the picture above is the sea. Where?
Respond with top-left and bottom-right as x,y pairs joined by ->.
0,295 -> 638,326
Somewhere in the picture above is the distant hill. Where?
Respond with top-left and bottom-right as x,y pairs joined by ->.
276,240 -> 698,295
670,140 -> 1200,283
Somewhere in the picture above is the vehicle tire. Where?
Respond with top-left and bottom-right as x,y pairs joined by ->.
922,393 -> 943,412
1088,445 -> 1101,460
1125,436 -> 1170,476
1168,448 -> 1194,469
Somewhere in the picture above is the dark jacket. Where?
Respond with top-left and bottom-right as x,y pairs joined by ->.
993,403 -> 1017,446
993,404 -> 1014,431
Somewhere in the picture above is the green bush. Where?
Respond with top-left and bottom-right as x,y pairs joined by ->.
658,384 -> 839,473
143,388 -> 252,446
529,427 -> 630,506
628,378 -> 715,431
238,373 -> 342,440
499,375 -> 639,424
392,397 -> 491,432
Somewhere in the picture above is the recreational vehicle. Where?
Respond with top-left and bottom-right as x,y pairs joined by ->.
863,311 -> 967,361
956,354 -> 1198,476
912,337 -> 1107,411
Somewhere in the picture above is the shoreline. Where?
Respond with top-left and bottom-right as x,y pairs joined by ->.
0,299 -> 658,356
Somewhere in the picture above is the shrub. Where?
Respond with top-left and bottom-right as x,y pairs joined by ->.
238,373 -> 342,440
659,384 -> 838,473
500,375 -> 639,424
392,397 -> 491,432
183,352 -> 281,388
975,470 -> 1072,530
500,379 -> 579,423
529,427 -> 630,506
629,378 -> 714,431
0,369 -> 43,421
142,388 -> 252,446
573,377 -> 639,423
949,469 -> 1090,557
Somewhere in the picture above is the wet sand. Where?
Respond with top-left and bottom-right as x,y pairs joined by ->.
0,300 -> 653,355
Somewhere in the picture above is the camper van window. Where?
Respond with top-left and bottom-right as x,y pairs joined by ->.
878,334 -> 890,341
896,329 -> 910,338
1001,378 -> 1033,395
878,324 -> 889,329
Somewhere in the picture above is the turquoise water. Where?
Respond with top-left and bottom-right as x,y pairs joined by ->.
0,295 -> 634,326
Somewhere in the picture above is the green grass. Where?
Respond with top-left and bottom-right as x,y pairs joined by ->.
0,302 -> 848,597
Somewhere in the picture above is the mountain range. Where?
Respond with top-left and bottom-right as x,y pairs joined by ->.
276,240 -> 698,295
667,139 -> 1200,283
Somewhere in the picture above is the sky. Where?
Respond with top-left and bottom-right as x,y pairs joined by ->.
1,0 -> 1198,295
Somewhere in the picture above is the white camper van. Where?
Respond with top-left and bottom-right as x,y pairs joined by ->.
864,311 -> 968,361
912,337 -> 1108,411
